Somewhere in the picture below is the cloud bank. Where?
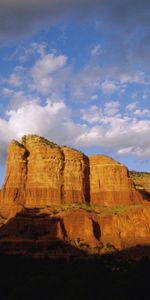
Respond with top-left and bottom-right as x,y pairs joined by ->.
0,98 -> 149,166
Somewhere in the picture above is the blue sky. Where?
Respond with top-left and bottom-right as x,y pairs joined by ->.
0,0 -> 150,185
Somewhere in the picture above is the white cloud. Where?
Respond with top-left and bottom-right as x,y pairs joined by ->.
81,105 -> 102,124
101,80 -> 118,95
126,102 -> 137,111
0,45 -> 149,166
0,97 -> 150,165
7,73 -> 22,87
134,109 -> 150,116
104,101 -> 120,116
0,99 -> 86,163
118,147 -> 134,155
91,44 -> 102,56
119,71 -> 145,84
31,53 -> 68,94
2,88 -> 14,97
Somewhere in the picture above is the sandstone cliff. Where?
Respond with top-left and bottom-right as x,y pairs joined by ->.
0,135 -> 142,220
90,155 -> 142,206
0,135 -> 89,218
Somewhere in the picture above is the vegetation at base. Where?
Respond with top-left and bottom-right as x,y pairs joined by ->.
0,253 -> 149,300
35,203 -> 147,217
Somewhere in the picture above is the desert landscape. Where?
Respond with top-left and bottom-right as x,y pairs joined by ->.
0,0 -> 149,299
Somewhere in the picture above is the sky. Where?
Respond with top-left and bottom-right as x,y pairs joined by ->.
0,0 -> 150,185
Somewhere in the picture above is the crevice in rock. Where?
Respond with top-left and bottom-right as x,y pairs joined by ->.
60,219 -> 68,239
60,149 -> 65,204
91,219 -> 101,240
84,156 -> 90,204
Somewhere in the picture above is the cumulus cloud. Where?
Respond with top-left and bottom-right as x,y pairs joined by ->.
81,105 -> 102,124
0,98 -> 150,165
0,99 -> 86,163
78,101 -> 150,159
133,109 -> 150,117
31,53 -> 68,94
104,101 -> 120,116
0,43 -> 149,167
101,81 -> 119,95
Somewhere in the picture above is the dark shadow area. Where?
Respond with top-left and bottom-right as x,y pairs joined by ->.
0,248 -> 150,300
91,218 -> 101,240
0,209 -> 150,299
139,189 -> 150,202
0,208 -> 86,257
84,156 -> 90,203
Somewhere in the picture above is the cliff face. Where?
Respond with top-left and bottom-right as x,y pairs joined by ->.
99,207 -> 150,250
0,136 -> 90,218
89,155 -> 142,206
0,141 -> 28,219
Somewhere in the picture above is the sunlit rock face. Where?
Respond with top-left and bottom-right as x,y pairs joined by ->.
0,135 -> 143,220
0,140 -> 28,219
0,135 -> 90,218
89,155 -> 142,206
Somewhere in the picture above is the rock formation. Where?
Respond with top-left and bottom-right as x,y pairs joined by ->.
89,155 -> 142,206
0,134 -> 149,258
0,135 -> 89,218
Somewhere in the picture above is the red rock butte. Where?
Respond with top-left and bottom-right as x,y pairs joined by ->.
0,134 -> 149,257
0,134 -> 142,219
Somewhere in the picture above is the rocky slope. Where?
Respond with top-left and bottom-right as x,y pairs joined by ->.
0,134 -> 149,257
0,205 -> 150,257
